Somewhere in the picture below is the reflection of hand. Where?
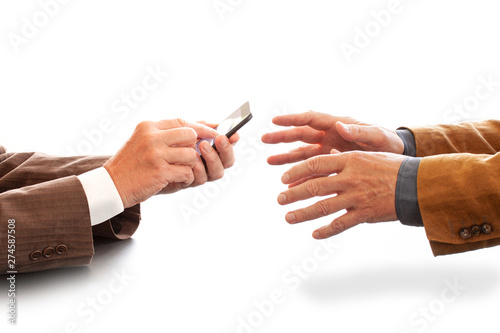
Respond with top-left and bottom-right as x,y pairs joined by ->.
262,111 -> 405,165
277,150 -> 406,239
104,119 -> 219,208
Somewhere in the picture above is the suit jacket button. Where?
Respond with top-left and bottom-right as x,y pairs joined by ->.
56,244 -> 67,255
470,225 -> 481,237
30,250 -> 42,261
481,223 -> 492,234
459,228 -> 471,239
43,247 -> 55,258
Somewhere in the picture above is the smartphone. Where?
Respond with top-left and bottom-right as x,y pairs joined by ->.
196,101 -> 253,154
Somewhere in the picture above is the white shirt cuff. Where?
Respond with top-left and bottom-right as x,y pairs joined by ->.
77,167 -> 124,226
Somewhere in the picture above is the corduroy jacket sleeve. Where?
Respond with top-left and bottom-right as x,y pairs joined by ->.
403,120 -> 500,256
0,146 -> 140,273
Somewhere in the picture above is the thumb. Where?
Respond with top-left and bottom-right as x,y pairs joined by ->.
336,121 -> 381,145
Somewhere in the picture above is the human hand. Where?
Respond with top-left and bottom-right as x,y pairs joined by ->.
104,119 -> 219,208
184,120 -> 240,190
277,150 -> 406,239
261,111 -> 405,165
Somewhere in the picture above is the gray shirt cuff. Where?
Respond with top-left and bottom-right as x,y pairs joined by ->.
396,129 -> 417,157
395,157 -> 424,227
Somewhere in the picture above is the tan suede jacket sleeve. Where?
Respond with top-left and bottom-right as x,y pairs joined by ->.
404,120 -> 500,256
0,146 -> 140,273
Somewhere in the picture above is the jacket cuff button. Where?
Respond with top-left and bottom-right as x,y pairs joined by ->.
56,244 -> 68,255
30,250 -> 42,261
459,228 -> 471,239
481,223 -> 492,234
43,247 -> 55,258
471,225 -> 481,237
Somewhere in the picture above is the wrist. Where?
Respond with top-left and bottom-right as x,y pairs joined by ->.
103,161 -> 131,209
392,131 -> 405,155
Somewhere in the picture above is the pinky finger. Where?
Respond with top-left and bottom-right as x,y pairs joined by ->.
312,211 -> 360,239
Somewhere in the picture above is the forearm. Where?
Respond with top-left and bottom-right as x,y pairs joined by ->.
0,176 -> 94,274
417,152 -> 500,256
0,151 -> 110,191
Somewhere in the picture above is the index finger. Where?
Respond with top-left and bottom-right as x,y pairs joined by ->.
272,111 -> 335,131
188,122 -> 219,139
261,127 -> 324,144
282,154 -> 345,185
153,119 -> 218,138
196,120 -> 218,129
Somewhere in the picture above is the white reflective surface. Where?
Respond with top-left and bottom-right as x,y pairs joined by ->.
1,1 -> 500,332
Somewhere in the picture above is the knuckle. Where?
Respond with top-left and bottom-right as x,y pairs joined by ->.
330,220 -> 346,233
316,200 -> 330,216
196,168 -> 209,185
306,179 -> 320,196
183,167 -> 194,180
224,159 -> 235,169
212,170 -> 224,180
136,120 -> 152,132
346,151 -> 359,162
351,125 -> 361,137
145,146 -> 161,164
307,156 -> 321,172
188,149 -> 199,164
345,172 -> 360,186
144,132 -> 157,146
175,118 -> 188,127
296,209 -> 308,222
185,128 -> 198,141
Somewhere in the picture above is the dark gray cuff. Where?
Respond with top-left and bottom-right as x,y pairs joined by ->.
395,157 -> 423,227
396,129 -> 417,157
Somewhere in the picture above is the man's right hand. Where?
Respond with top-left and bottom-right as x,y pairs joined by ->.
104,119 -> 218,208
261,111 -> 405,165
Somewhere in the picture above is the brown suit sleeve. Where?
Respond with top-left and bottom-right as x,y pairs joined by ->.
406,121 -> 500,256
404,120 -> 500,156
0,147 -> 140,273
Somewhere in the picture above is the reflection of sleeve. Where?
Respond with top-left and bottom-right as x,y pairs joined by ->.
399,121 -> 500,256
0,149 -> 140,274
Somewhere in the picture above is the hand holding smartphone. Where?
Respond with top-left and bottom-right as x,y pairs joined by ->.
196,101 -> 253,154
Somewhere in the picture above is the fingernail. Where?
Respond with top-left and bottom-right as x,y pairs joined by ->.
281,173 -> 290,184
312,231 -> 320,239
285,212 -> 296,223
278,194 -> 287,204
340,123 -> 350,132
220,136 -> 229,147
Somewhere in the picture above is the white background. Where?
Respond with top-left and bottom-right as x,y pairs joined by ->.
1,1 -> 500,332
